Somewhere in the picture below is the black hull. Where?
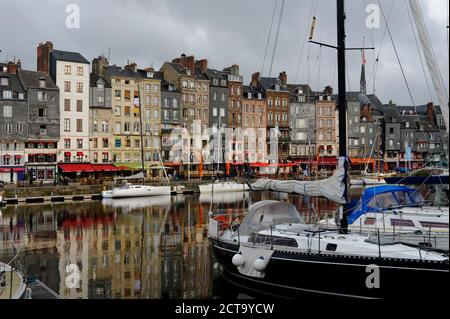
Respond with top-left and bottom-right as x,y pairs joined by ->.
210,238 -> 449,300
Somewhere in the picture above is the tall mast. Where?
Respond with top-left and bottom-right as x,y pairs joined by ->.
138,84 -> 146,179
337,0 -> 349,232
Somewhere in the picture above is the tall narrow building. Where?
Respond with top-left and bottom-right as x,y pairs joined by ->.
37,41 -> 90,163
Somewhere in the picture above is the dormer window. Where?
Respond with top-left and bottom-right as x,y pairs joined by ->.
247,92 -> 252,99
147,71 -> 154,78
275,84 -> 280,91
0,77 -> 8,86
186,69 -> 191,76
258,93 -> 262,99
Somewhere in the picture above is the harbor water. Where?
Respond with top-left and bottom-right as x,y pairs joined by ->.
0,191 -> 339,299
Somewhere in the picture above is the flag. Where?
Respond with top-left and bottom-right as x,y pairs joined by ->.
362,50 -> 366,65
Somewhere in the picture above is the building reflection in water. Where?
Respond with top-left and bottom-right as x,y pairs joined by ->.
0,191 -> 338,299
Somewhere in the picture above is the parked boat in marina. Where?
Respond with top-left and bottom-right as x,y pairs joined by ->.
102,184 -> 171,198
0,262 -> 27,299
199,181 -> 250,193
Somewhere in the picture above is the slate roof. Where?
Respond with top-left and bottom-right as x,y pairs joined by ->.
0,70 -> 26,93
258,77 -> 289,92
51,50 -> 89,64
243,85 -> 265,99
89,73 -> 112,88
18,69 -> 58,90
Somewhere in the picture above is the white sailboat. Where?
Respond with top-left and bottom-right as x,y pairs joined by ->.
102,83 -> 171,199
0,262 -> 27,299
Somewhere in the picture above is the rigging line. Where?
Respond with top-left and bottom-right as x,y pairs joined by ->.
317,46 -> 322,90
416,0 -> 449,100
405,0 -> 433,102
372,0 -> 395,95
377,0 -> 416,107
268,0 -> 286,77
261,0 -> 279,76
294,0 -> 315,83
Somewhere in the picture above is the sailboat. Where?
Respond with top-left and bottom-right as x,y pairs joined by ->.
199,118 -> 249,193
0,262 -> 27,299
208,0 -> 449,300
102,83 -> 171,199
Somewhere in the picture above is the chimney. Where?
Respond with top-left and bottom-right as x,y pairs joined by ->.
279,71 -> 287,86
195,59 -> 208,73
225,64 -> 240,76
172,54 -> 195,74
7,61 -> 18,74
324,85 -> 333,97
426,102 -> 435,123
125,62 -> 138,72
251,72 -> 261,87
92,55 -> 109,76
37,41 -> 53,74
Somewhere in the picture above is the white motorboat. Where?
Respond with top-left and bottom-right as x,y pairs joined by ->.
199,181 -> 250,193
102,184 -> 171,198
0,262 -> 27,299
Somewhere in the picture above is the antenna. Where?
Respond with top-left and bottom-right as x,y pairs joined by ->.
108,48 -> 111,61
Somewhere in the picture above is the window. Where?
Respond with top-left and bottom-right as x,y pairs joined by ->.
360,126 -> 366,133
76,100 -> 83,112
115,90 -> 121,99
389,127 -> 394,134
115,122 -> 121,134
102,138 -> 109,148
64,81 -> 71,92
38,108 -> 46,118
114,105 -> 121,115
76,119 -> 83,132
98,96 -> 104,103
93,138 -> 98,148
77,66 -> 83,76
77,139 -> 83,149
65,65 -> 71,74
173,99 -> 178,108
153,84 -> 158,92
124,122 -> 130,133
2,90 -> 12,99
76,82 -> 83,93
154,96 -> 159,106
0,77 -> 8,86
3,105 -> 12,117
64,99 -> 70,111
64,139 -> 71,148
5,123 -> 12,133
213,108 -> 218,117
17,123 -> 24,134
37,91 -> 47,101
102,121 -> 109,132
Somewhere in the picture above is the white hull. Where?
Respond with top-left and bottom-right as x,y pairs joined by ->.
199,181 -> 250,193
350,178 -> 386,187
102,185 -> 171,198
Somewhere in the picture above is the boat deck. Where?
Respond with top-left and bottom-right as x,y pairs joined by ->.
0,270 -> 23,299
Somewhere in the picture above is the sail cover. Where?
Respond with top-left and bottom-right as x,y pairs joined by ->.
250,157 -> 348,203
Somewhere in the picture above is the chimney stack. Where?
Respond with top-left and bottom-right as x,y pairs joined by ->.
195,59 -> 208,73
324,85 -> 333,97
92,55 -> 109,76
7,61 -> 18,74
37,41 -> 53,74
426,102 -> 435,123
251,72 -> 261,87
279,71 -> 287,86
172,54 -> 195,74
125,62 -> 138,72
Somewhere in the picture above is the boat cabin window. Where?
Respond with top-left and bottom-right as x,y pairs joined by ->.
390,219 -> 415,227
248,233 -> 298,247
367,190 -> 422,210
364,217 -> 376,225
326,243 -> 337,251
419,221 -> 449,228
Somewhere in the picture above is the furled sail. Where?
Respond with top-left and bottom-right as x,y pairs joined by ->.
409,0 -> 449,134
250,157 -> 348,203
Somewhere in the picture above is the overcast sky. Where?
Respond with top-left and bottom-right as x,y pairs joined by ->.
1,0 -> 448,106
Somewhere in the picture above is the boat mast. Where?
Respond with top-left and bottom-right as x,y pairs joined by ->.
138,84 -> 146,179
336,0 -> 350,232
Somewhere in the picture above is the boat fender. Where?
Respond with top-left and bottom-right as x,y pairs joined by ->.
253,256 -> 268,272
232,252 -> 245,267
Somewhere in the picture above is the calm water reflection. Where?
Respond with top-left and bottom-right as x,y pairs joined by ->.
0,192 -> 338,299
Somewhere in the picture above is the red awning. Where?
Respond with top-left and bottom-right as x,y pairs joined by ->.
91,164 -> 121,172
64,152 -> 71,157
3,154 -> 10,158
59,163 -> 124,173
14,155 -> 22,158
0,167 -> 25,172
59,163 -> 95,173
76,152 -> 84,157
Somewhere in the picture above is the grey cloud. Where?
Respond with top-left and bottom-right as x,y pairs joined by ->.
0,0 -> 447,106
